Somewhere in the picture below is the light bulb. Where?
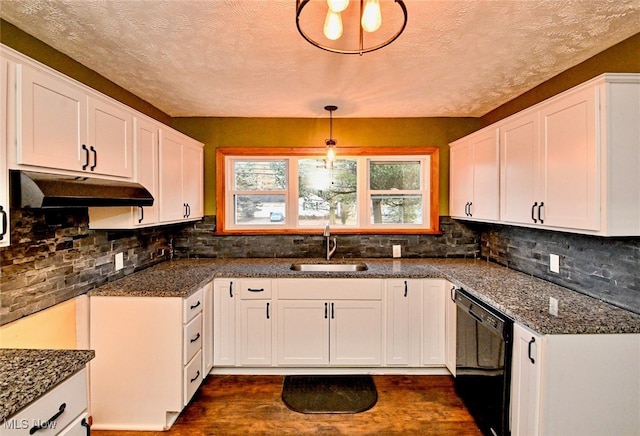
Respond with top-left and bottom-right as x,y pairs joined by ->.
327,0 -> 349,13
323,10 -> 343,40
361,0 -> 382,33
327,146 -> 336,162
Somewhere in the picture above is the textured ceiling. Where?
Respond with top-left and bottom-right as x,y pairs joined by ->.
1,0 -> 639,118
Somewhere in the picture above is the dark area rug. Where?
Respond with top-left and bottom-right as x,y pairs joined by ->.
282,375 -> 378,414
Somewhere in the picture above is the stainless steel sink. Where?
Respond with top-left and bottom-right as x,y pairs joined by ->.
290,262 -> 368,272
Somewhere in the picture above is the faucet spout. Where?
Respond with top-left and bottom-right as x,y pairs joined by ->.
323,223 -> 337,260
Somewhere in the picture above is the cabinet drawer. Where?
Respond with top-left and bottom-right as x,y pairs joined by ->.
4,369 -> 87,436
183,287 -> 204,322
183,350 -> 203,406
57,412 -> 89,436
183,313 -> 203,363
239,279 -> 272,299
278,279 -> 383,300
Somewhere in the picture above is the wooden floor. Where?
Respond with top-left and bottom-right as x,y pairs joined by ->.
93,375 -> 482,435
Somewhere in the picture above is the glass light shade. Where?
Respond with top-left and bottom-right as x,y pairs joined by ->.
327,0 -> 349,13
324,10 -> 343,40
326,145 -> 336,162
361,0 -> 382,33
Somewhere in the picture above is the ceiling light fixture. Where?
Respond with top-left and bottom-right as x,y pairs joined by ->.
296,0 -> 408,55
324,105 -> 338,169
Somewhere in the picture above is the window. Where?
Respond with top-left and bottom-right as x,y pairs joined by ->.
216,147 -> 439,234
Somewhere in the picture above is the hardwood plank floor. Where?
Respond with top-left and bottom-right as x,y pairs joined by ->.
93,375 -> 482,435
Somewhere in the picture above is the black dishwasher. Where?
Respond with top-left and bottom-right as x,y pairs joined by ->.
454,288 -> 513,436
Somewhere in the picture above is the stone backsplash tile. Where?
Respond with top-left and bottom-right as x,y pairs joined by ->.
174,216 -> 480,259
475,222 -> 640,314
0,209 -> 180,325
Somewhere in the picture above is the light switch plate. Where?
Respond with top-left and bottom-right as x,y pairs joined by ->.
115,252 -> 124,271
549,254 -> 560,273
392,245 -> 401,258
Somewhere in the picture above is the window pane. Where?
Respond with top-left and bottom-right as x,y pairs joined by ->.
370,194 -> 423,224
369,161 -> 420,190
298,158 -> 358,226
234,160 -> 286,190
234,194 -> 286,225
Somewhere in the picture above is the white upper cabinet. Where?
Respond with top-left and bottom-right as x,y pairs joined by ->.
450,127 -> 500,221
454,73 -> 640,236
16,61 -> 133,178
159,128 -> 204,224
1,56 -> 10,247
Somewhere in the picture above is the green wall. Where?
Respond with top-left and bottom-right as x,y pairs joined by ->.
170,117 -> 480,216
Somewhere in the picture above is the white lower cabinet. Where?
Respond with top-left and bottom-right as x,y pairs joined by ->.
237,279 -> 274,366
444,282 -> 457,376
276,279 -> 383,367
510,322 -> 640,436
89,285 -> 208,430
422,279 -> 446,366
213,279 -> 236,366
3,369 -> 88,436
385,279 -> 422,366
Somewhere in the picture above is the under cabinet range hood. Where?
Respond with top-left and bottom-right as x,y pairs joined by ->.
10,170 -> 154,208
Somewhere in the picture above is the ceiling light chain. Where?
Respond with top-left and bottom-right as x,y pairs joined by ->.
296,0 -> 408,55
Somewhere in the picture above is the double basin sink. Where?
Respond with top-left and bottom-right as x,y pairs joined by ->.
290,262 -> 368,272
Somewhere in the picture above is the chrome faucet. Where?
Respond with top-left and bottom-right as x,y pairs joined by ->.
324,223 -> 337,261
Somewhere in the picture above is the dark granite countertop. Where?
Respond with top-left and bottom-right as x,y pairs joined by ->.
88,257 -> 640,335
0,349 -> 95,422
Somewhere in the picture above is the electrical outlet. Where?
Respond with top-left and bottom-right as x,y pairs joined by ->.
115,252 -> 124,271
549,254 -> 560,273
392,245 -> 401,258
549,296 -> 559,316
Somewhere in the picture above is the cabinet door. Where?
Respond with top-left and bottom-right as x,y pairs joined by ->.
159,129 -> 184,222
444,282 -> 456,375
385,279 -> 422,366
500,110 -> 540,224
510,323 -> 542,436
470,128 -> 500,220
134,117 -> 159,225
87,95 -> 134,177
0,56 -> 9,247
422,279 -> 445,366
539,86 -> 598,230
18,63 -> 87,172
330,300 -> 382,366
449,140 -> 473,218
182,140 -> 203,220
202,282 -> 214,376
237,300 -> 272,366
277,300 -> 329,366
213,279 -> 236,366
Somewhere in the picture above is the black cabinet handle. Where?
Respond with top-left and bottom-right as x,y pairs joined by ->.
404,280 -> 408,297
190,370 -> 200,383
81,417 -> 90,435
324,302 -> 328,319
183,203 -> 187,218
187,203 -> 191,217
266,302 -> 270,319
247,288 -> 264,293
464,202 -> 470,216
229,281 -> 233,298
138,206 -> 144,224
331,302 -> 335,319
531,202 -> 538,223
538,201 -> 544,224
82,144 -> 90,170
190,332 -> 201,343
30,403 -> 66,434
89,146 -> 97,171
468,202 -> 473,217
190,300 -> 201,310
0,205 -> 6,241
528,337 -> 536,364
450,286 -> 456,302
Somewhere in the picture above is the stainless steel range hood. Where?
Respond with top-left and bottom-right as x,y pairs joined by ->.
10,170 -> 154,208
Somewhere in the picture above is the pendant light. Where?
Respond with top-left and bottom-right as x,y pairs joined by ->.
324,105 -> 338,170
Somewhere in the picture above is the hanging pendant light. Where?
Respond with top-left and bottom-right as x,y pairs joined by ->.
296,0 -> 407,55
324,105 -> 338,170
